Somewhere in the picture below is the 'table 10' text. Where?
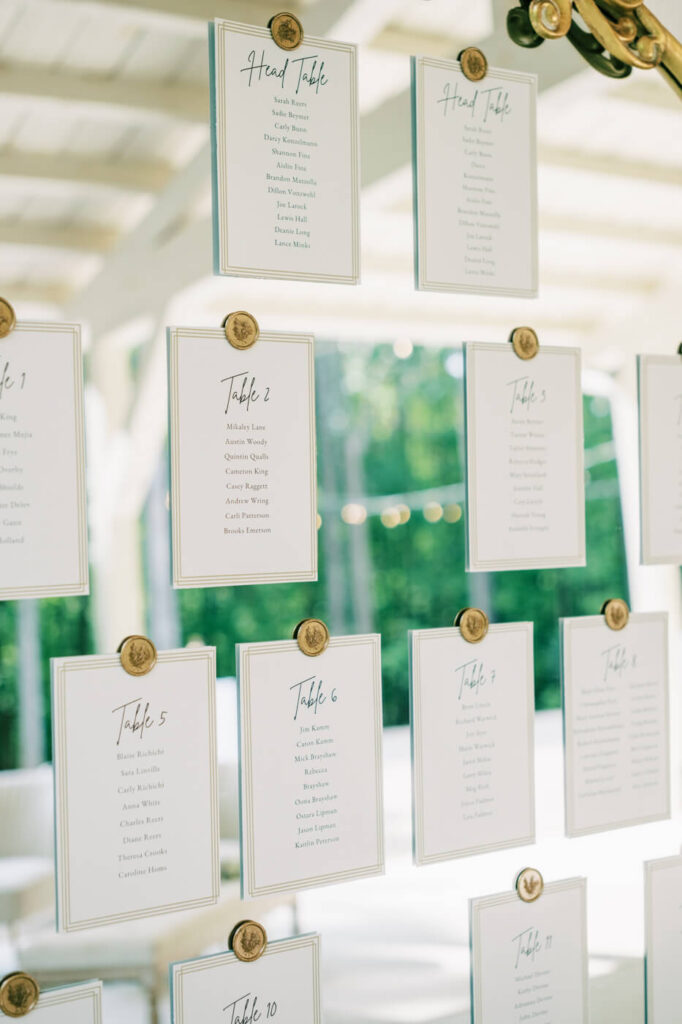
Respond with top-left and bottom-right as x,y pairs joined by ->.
223,992 -> 278,1023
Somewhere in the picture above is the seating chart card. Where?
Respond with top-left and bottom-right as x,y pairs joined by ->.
411,56 -> 537,296
26,981 -> 102,1023
238,634 -> 384,897
470,877 -> 588,1024
409,621 -> 535,865
638,354 -> 682,564
0,321 -> 88,600
464,341 -> 585,571
168,326 -> 317,588
210,17 -> 359,284
52,646 -> 219,931
645,854 -> 682,1024
171,934 -> 320,1023
561,612 -> 670,837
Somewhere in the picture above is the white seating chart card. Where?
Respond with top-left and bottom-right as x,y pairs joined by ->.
210,17 -> 359,284
470,877 -> 588,1024
25,981 -> 102,1023
464,341 -> 585,571
0,322 -> 88,601
238,633 -> 384,897
645,854 -> 682,1024
412,56 -> 537,296
561,612 -> 670,837
171,934 -> 320,1023
168,326 -> 317,588
638,354 -> 682,564
409,622 -> 535,865
51,646 -> 219,931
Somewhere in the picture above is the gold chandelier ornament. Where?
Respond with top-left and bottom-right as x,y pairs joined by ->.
507,1 -> 682,98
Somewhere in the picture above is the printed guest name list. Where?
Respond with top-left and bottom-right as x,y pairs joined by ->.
410,623 -> 535,864
239,636 -> 384,898
562,612 -> 670,837
471,879 -> 588,1024
0,323 -> 88,601
638,354 -> 682,563
168,327 -> 317,588
52,648 -> 219,931
412,57 -> 537,296
211,18 -> 359,283
465,341 -> 585,572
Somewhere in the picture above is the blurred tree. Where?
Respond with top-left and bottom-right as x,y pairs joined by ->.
0,344 -> 629,766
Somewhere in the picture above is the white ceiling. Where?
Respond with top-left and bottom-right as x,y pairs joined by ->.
0,0 -> 678,375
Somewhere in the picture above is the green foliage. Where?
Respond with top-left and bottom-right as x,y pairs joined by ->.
0,596 -> 93,769
178,342 -> 628,726
0,603 -> 18,769
0,344 -> 629,764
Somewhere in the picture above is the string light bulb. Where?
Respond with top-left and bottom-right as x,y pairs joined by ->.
423,502 -> 444,523
393,337 -> 413,359
380,507 -> 401,528
341,503 -> 367,525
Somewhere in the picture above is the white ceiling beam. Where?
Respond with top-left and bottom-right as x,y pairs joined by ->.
1,281 -> 71,306
540,268 -> 660,294
29,1 -> 281,37
540,212 -> 682,248
360,0 -> 586,188
322,0 -> 404,46
0,63 -> 208,123
65,142 -> 212,332
29,0 -> 354,39
0,220 -> 116,252
610,77 -> 681,111
0,149 -> 172,193
539,144 -> 682,187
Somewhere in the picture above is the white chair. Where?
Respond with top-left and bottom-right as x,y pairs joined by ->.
0,765 -> 54,934
1,754 -> 295,1023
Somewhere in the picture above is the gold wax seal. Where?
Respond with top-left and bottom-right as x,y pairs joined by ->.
459,47 -> 488,82
510,326 -> 539,360
294,618 -> 330,657
118,635 -> 158,676
0,298 -> 16,340
455,607 -> 489,644
269,12 -> 304,51
516,867 -> 544,903
0,973 -> 40,1017
602,598 -> 629,631
223,311 -> 259,351
230,920 -> 268,962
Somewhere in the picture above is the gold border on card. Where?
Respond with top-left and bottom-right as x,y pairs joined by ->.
414,57 -> 538,298
53,649 -> 219,931
465,341 -> 586,571
213,20 -> 359,284
470,878 -> 588,1022
35,981 -> 102,1022
173,935 -> 321,1024
562,613 -> 670,837
168,327 -> 317,588
644,854 -> 682,1024
638,355 -> 682,564
0,323 -> 89,600
240,636 -> 385,897
411,624 -> 535,865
